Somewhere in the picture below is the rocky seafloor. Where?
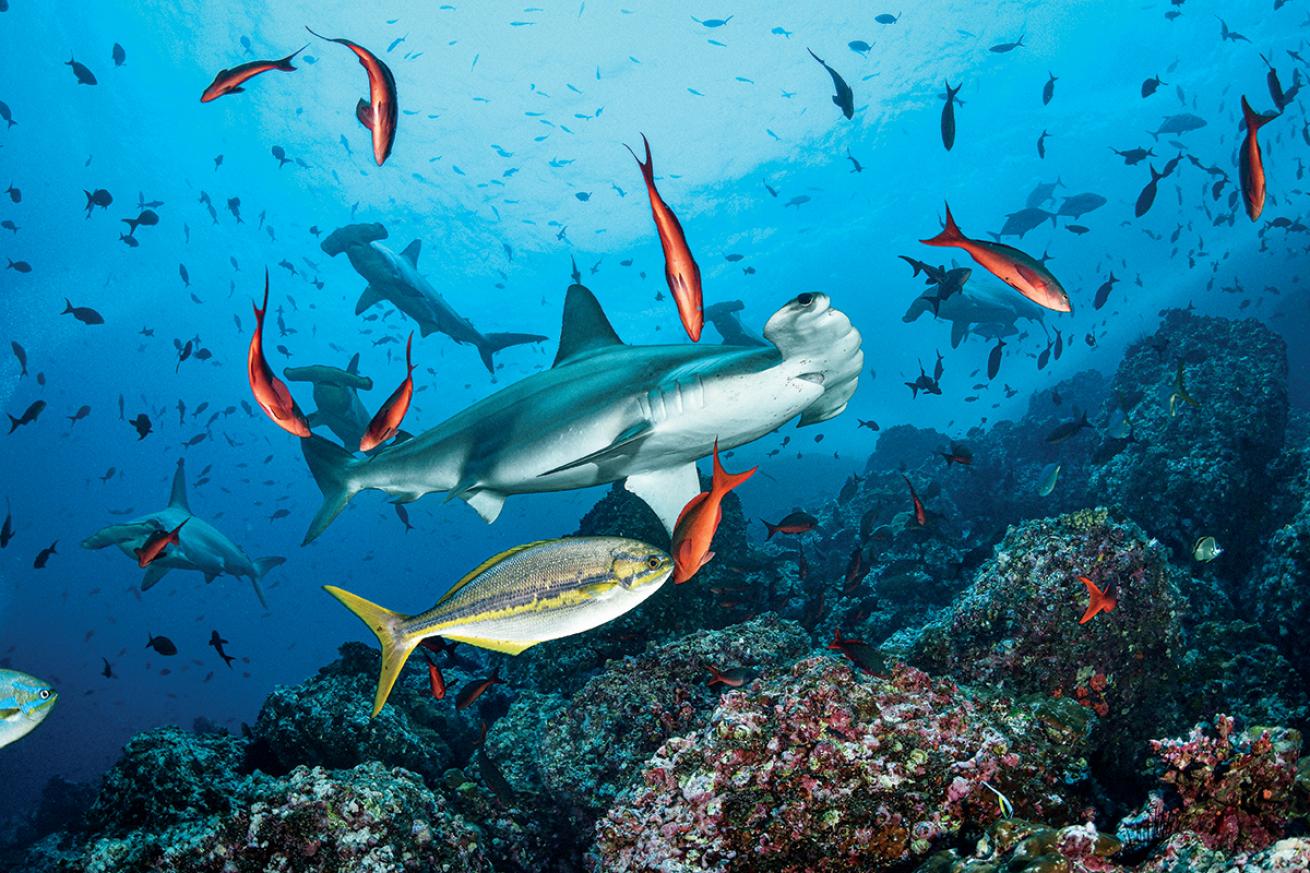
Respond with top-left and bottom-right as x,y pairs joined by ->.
5,308 -> 1310,872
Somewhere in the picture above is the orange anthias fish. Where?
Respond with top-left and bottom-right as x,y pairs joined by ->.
671,440 -> 755,583
200,45 -> 306,103
626,133 -> 703,342
705,664 -> 751,688
422,650 -> 447,701
1078,575 -> 1117,624
921,203 -> 1072,313
248,270 -> 311,437
902,474 -> 927,526
307,27 -> 397,165
1239,95 -> 1275,221
360,332 -> 415,451
134,518 -> 188,568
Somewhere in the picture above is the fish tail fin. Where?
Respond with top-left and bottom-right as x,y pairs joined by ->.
300,435 -> 364,544
763,520 -> 779,540
477,332 -> 547,374
921,202 -> 963,246
706,664 -> 726,686
624,133 -> 654,184
1078,576 -> 1110,624
1149,163 -> 1164,182
7,414 -> 19,433
278,44 -> 308,71
710,439 -> 756,495
1241,95 -> 1272,131
62,298 -> 73,314
945,79 -> 961,99
323,584 -> 418,717
254,268 -> 270,320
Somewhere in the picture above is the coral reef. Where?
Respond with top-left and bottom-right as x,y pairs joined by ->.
594,657 -> 1093,872
903,508 -> 1186,786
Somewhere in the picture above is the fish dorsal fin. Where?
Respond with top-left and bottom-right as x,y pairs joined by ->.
552,284 -> 624,367
168,459 -> 190,512
346,352 -> 360,375
433,540 -> 553,609
401,240 -> 421,266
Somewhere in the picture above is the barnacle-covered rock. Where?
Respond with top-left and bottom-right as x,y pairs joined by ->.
904,508 -> 1186,779
594,657 -> 1092,872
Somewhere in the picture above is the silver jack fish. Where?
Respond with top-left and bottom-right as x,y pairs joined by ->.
0,669 -> 57,748
82,459 -> 284,606
300,283 -> 862,542
325,536 -> 672,716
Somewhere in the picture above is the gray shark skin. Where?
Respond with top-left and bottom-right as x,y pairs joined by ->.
300,284 -> 862,543
321,223 -> 547,375
82,459 -> 284,607
283,353 -> 374,449
903,277 -> 1045,347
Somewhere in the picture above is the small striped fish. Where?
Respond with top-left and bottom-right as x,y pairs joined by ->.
325,536 -> 672,716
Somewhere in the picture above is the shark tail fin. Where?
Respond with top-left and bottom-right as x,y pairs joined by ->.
476,332 -> 547,374
301,435 -> 364,544
323,585 -> 418,717
253,556 -> 285,608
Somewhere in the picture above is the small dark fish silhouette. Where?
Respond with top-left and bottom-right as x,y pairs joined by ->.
66,56 -> 98,85
67,405 -> 91,425
33,540 -> 57,569
1135,164 -> 1166,217
83,188 -> 113,216
8,400 -> 46,433
940,80 -> 962,150
1141,75 -> 1165,98
990,34 -> 1024,53
806,48 -> 854,119
62,299 -> 105,325
112,43 -> 126,67
1042,71 -> 1057,105
129,412 -> 152,440
146,633 -> 178,656
209,630 -> 236,668
10,341 -> 27,376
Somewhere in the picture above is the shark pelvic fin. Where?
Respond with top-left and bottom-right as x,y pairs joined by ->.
169,458 -> 190,512
552,284 -> 624,367
462,489 -> 506,524
141,564 -> 171,591
624,462 -> 701,536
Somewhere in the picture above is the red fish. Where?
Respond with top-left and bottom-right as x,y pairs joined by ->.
134,518 -> 188,568
705,664 -> 751,688
248,270 -> 311,437
360,332 -> 415,451
843,545 -> 868,594
1239,96 -> 1275,221
762,510 -> 818,539
456,668 -> 502,711
1078,575 -> 1117,624
671,440 -> 756,583
827,628 -> 886,674
421,650 -> 447,701
200,45 -> 306,103
626,133 -> 703,342
307,28 -> 397,165
902,475 -> 927,526
922,203 -> 1071,312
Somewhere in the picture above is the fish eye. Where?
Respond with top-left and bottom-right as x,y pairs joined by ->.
796,293 -> 814,307
38,689 -> 50,700
645,555 -> 662,569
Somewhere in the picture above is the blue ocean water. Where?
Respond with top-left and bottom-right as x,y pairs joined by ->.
0,0 -> 1301,838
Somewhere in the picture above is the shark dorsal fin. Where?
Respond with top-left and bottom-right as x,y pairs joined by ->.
169,459 -> 190,512
553,284 -> 624,367
401,240 -> 421,266
346,352 -> 360,375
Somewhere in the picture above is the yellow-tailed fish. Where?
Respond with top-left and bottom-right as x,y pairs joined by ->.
1037,462 -> 1061,496
0,669 -> 57,748
1192,536 -> 1223,562
1170,361 -> 1199,416
981,780 -> 1014,819
325,536 -> 673,716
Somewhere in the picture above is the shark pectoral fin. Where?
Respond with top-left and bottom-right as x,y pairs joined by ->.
82,522 -> 155,550
950,321 -> 969,349
440,634 -> 536,656
305,410 -> 323,428
355,285 -> 385,315
204,573 -> 218,584
462,489 -> 506,524
540,422 -> 653,477
141,564 -> 171,591
624,462 -> 701,536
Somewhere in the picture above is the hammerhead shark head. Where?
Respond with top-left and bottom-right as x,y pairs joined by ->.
283,353 -> 374,449
82,459 -> 284,607
320,223 -> 546,374
299,283 -> 863,543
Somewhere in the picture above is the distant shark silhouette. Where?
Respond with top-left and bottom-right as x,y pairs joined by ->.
299,283 -> 862,543
82,459 -> 284,607
900,257 -> 1045,347
321,222 -> 546,375
283,353 -> 374,449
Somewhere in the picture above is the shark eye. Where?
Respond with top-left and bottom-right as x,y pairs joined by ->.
38,689 -> 50,700
645,555 -> 662,570
796,293 -> 815,307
